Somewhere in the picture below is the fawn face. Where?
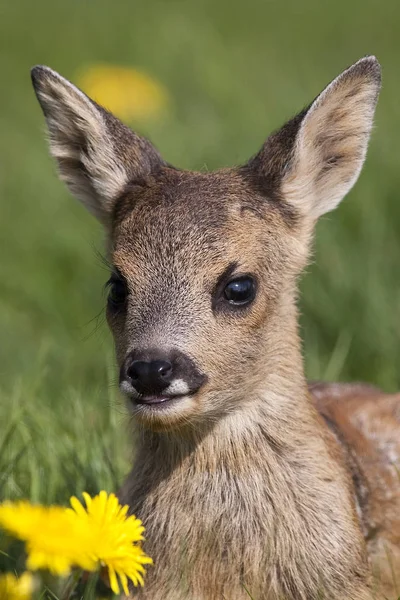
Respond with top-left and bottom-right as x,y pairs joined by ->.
31,57 -> 380,430
106,168 -> 302,429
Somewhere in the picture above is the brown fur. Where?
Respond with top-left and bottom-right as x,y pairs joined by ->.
31,57 -> 400,599
311,382 -> 400,599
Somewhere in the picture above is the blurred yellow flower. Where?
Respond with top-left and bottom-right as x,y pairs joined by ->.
77,64 -> 169,122
69,491 -> 153,595
0,572 -> 33,600
0,501 -> 95,576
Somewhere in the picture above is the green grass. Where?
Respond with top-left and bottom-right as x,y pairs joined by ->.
0,0 -> 399,585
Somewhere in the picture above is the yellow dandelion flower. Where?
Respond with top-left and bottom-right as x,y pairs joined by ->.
69,491 -> 153,595
0,501 -> 95,576
77,64 -> 169,122
0,492 -> 152,593
0,572 -> 33,600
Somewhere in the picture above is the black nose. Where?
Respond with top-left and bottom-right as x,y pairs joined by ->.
126,358 -> 173,395
121,348 -> 207,401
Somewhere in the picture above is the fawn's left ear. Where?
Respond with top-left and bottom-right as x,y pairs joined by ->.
31,66 -> 165,225
247,56 -> 381,219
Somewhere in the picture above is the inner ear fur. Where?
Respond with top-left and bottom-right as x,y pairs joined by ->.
31,65 -> 164,225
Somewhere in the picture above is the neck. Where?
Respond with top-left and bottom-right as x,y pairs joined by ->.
120,305 -> 368,599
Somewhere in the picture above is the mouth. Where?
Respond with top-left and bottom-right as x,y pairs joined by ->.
120,381 -> 202,428
119,380 -> 200,419
134,393 -> 188,407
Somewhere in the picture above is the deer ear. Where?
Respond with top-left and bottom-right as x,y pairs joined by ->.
31,66 -> 164,225
247,56 -> 381,219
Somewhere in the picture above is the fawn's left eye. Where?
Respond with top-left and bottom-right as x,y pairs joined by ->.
107,276 -> 128,309
224,276 -> 256,306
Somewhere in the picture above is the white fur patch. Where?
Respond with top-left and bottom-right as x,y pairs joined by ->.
120,379 -> 139,399
167,379 -> 190,396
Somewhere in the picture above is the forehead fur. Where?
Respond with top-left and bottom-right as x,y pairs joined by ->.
111,167 -> 299,267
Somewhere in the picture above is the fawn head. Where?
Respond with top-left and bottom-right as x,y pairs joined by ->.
32,57 -> 380,431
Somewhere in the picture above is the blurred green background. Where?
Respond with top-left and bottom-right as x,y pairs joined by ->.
0,0 -> 399,511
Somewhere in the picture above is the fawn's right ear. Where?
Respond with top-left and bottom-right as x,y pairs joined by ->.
31,66 -> 164,225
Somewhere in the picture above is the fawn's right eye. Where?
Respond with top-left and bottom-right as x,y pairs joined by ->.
106,275 -> 128,309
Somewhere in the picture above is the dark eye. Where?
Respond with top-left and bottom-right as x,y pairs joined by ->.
223,276 -> 256,306
107,275 -> 128,309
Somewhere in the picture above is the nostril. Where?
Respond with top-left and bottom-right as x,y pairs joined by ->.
155,360 -> 173,380
126,361 -> 143,383
129,370 -> 139,383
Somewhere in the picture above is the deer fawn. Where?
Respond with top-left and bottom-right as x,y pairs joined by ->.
31,56 -> 400,599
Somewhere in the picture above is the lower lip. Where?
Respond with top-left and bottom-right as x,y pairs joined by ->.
134,395 -> 185,407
